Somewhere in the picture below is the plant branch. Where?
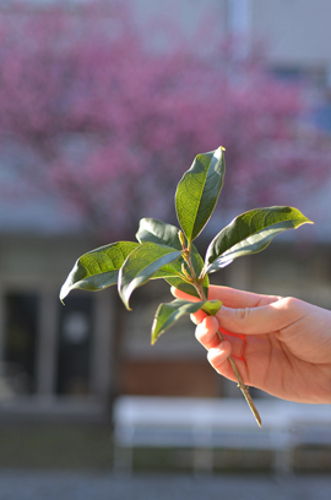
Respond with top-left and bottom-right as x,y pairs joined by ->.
185,251 -> 262,427
216,330 -> 262,427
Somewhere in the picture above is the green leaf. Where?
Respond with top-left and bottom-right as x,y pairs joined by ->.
136,217 -> 209,297
59,241 -> 139,302
136,219 -> 182,280
136,218 -> 183,250
135,217 -> 184,280
118,242 -> 182,309
175,147 -> 225,243
205,206 -> 313,273
151,298 -> 222,344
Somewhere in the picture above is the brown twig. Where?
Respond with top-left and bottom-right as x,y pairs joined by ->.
183,249 -> 262,427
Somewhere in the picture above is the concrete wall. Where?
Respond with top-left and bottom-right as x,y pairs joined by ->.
252,0 -> 331,69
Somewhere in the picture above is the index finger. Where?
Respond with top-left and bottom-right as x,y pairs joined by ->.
207,285 -> 281,308
171,285 -> 280,309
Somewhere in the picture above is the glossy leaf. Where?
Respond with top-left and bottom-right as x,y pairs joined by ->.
136,217 -> 183,250
136,219 -> 185,284
175,147 -> 225,243
135,217 -> 185,280
151,298 -> 222,344
205,206 -> 313,273
118,242 -> 182,309
59,241 -> 139,302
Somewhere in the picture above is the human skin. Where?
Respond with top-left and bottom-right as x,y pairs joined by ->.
172,286 -> 331,403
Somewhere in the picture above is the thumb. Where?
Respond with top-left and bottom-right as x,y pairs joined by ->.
216,298 -> 296,335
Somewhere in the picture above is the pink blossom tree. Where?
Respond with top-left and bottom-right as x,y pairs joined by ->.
0,0 -> 329,241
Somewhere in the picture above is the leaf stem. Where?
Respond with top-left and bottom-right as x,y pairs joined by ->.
185,251 -> 262,427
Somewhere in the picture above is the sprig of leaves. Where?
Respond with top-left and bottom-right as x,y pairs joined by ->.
60,146 -> 312,426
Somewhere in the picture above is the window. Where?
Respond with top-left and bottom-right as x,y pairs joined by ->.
3,292 -> 39,395
56,295 -> 94,396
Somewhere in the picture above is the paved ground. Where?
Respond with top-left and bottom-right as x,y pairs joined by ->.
0,470 -> 330,500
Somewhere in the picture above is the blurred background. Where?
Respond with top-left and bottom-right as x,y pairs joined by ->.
1,0 -> 331,491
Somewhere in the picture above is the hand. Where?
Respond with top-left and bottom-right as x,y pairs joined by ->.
172,285 -> 331,403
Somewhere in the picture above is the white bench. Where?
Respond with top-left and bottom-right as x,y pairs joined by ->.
112,396 -> 331,473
